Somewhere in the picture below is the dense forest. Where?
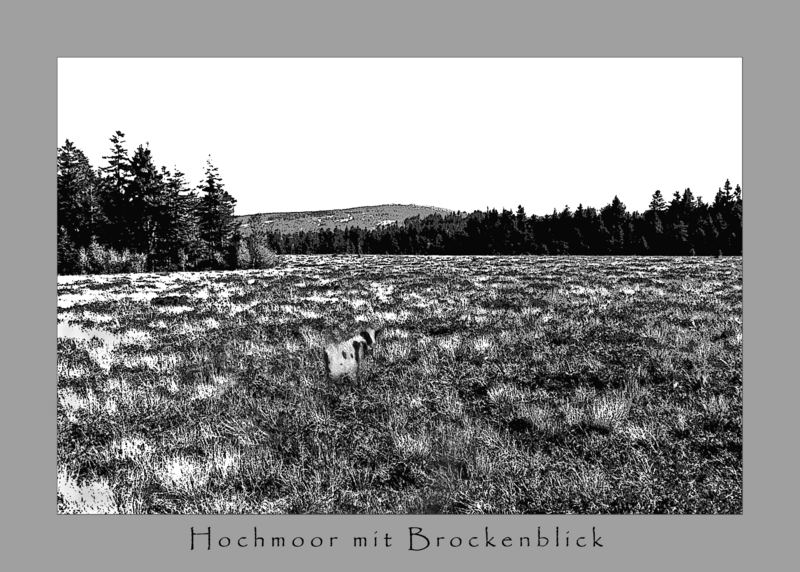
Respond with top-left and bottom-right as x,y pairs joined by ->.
58,133 -> 742,274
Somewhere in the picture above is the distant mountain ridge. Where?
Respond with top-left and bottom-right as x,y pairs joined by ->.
236,204 -> 453,234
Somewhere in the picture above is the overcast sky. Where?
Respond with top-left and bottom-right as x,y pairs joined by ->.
58,58 -> 741,216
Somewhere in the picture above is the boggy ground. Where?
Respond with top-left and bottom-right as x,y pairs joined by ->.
57,255 -> 742,514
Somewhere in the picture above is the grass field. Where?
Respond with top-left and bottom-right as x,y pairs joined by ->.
57,255 -> 742,514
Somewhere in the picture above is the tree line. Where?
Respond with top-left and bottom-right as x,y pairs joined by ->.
57,134 -> 742,274
256,185 -> 742,257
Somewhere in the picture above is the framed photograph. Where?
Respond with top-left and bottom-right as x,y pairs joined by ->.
57,57 -> 742,518
9,1 -> 794,570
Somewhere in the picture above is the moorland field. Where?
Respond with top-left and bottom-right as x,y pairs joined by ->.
57,255 -> 742,514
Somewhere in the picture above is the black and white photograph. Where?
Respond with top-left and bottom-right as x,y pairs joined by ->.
56,57 -> 742,515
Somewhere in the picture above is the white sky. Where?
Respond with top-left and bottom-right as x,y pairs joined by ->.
58,58 -> 741,216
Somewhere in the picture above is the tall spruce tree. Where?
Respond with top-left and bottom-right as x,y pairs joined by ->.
126,145 -> 167,262
669,190 -> 682,216
167,169 -> 201,269
57,140 -> 101,272
601,195 -> 627,253
644,190 -> 666,254
648,189 -> 667,212
147,166 -> 197,269
723,179 -> 733,203
681,187 -> 696,217
57,140 -> 99,251
98,131 -> 132,249
513,205 -> 527,253
196,158 -> 237,267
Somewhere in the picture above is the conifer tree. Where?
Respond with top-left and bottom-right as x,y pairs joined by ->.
57,140 -> 100,251
723,178 -> 733,202
98,131 -> 132,249
126,144 -> 166,260
601,195 -> 627,253
512,205 -> 527,253
171,171 -> 201,269
196,158 -> 237,267
669,190 -> 682,216
681,187 -> 696,217
648,189 -> 667,212
155,167 -> 198,269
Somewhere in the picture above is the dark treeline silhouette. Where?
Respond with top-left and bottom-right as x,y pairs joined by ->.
58,134 -> 742,274
58,133 -> 241,274
261,185 -> 742,257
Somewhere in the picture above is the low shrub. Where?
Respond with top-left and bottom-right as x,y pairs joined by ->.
76,241 -> 148,274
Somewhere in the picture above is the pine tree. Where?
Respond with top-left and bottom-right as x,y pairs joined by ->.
172,171 -> 201,269
669,190 -> 682,216
648,189 -> 667,212
155,167 -> 198,269
723,178 -> 733,202
98,131 -> 132,249
603,195 -> 627,223
515,205 -> 527,230
601,196 -> 627,253
196,158 -> 237,268
681,187 -> 696,216
57,140 -> 100,251
126,144 -> 166,260
499,209 -> 515,254
730,183 -> 743,254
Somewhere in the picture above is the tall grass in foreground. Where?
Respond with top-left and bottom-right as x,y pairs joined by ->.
57,255 -> 742,514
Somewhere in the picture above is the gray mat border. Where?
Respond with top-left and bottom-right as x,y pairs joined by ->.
5,0 -> 793,570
